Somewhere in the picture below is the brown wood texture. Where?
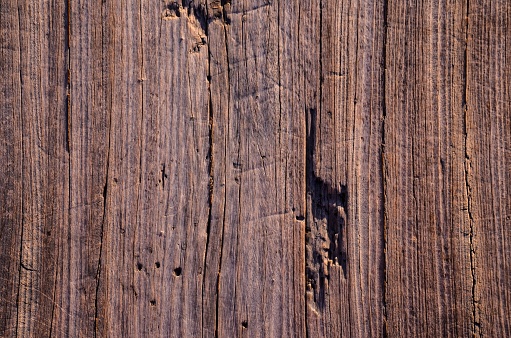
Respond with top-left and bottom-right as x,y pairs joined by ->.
1,0 -> 510,337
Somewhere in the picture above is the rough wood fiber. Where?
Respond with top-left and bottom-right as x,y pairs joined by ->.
0,2 -> 23,336
99,1 -> 211,337
384,1 -> 473,337
466,1 -> 511,336
304,1 -> 386,337
205,1 -> 305,336
1,0 -> 511,337
2,1 -> 69,337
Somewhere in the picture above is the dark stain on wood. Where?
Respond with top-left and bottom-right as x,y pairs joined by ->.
306,107 -> 348,294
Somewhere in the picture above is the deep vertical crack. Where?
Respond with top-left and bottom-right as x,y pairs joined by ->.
200,5 -> 231,337
94,178 -> 108,338
202,3 -> 214,336
462,1 -> 480,336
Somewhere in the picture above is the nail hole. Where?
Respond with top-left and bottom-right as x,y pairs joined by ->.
137,262 -> 143,271
241,320 -> 248,328
155,262 -> 161,268
173,267 -> 182,276
296,215 -> 305,221
150,299 -> 156,306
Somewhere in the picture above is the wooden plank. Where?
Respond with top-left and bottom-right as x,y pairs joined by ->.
466,1 -> 511,336
95,1 -> 211,337
0,2 -> 23,336
11,1 -> 70,337
384,0 -> 473,336
48,0 -> 111,336
1,0 -> 511,337
304,0 -> 386,336
205,1 -> 306,336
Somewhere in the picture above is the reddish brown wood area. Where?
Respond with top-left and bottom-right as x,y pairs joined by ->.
0,0 -> 510,337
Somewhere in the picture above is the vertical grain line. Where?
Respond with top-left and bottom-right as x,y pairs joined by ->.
234,6 -> 244,331
93,0 -> 110,335
66,0 -> 73,334
138,0 -> 145,186
304,106 -> 311,338
132,5 -> 145,332
381,0 -> 389,336
294,2 -> 308,336
49,1 -> 71,334
212,17 -> 232,338
65,0 -> 71,154
15,2 -> 24,336
276,0 -> 283,208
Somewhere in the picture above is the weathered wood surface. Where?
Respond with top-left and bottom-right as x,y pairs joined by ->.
1,0 -> 510,337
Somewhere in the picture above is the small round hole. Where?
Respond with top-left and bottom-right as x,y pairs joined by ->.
241,320 -> 248,328
150,299 -> 156,306
173,267 -> 182,276
136,262 -> 143,271
155,262 -> 161,268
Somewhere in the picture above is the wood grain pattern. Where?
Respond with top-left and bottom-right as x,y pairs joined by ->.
304,1 -> 386,337
0,2 -> 23,336
384,1 -> 473,336
6,1 -> 69,337
1,0 -> 510,337
467,1 -> 511,336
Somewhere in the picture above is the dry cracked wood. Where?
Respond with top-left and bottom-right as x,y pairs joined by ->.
0,0 -> 510,337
